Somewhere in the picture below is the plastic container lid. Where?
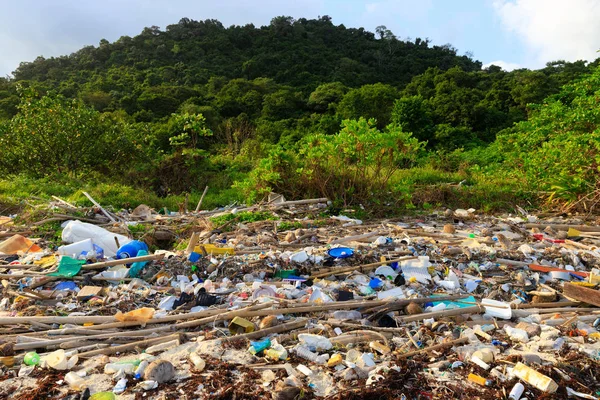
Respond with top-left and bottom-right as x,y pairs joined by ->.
327,247 -> 354,259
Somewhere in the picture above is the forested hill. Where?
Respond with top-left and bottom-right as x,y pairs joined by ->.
1,16 -> 599,213
11,16 -> 479,89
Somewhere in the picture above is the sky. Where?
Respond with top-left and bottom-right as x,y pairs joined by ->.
1,0 -> 600,77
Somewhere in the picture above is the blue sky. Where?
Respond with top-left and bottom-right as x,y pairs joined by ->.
1,0 -> 599,77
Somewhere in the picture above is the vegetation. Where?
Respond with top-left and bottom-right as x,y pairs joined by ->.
0,16 -> 599,215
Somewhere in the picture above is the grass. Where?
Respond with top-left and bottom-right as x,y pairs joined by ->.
0,174 -> 244,215
209,211 -> 277,230
0,166 -> 538,221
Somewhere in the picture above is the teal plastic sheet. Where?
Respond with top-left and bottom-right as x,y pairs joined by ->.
48,256 -> 84,278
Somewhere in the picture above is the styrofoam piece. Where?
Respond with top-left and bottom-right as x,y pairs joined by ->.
481,298 -> 512,319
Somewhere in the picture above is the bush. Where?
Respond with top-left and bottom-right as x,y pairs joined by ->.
235,118 -> 426,206
0,87 -> 136,176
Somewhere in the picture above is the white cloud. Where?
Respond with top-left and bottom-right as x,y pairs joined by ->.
493,0 -> 600,67
482,60 -> 522,71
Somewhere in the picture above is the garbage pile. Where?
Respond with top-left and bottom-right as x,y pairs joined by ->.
0,195 -> 599,399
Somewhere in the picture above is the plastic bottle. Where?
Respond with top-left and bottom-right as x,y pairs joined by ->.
298,334 -> 332,351
505,326 -> 529,342
134,360 -> 149,380
294,346 -> 327,364
128,250 -> 149,278
116,240 -> 149,259
468,373 -> 491,386
189,353 -> 206,371
332,310 -> 362,320
553,337 -> 565,350
65,371 -> 87,390
58,239 -> 95,258
508,382 -> 525,399
104,362 -> 136,375
248,338 -> 271,355
512,362 -> 558,393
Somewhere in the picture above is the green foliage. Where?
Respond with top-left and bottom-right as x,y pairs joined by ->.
209,211 -> 276,228
336,83 -> 399,128
0,87 -> 136,176
236,118 -> 425,206
0,16 -> 598,214
494,66 -> 600,207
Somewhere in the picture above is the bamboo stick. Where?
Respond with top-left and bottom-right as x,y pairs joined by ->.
218,318 -> 307,342
82,191 -> 117,222
81,253 -> 165,270
194,186 -> 209,213
329,231 -> 383,245
397,305 -> 482,323
397,337 -> 468,359
77,334 -> 180,358
310,256 -> 418,279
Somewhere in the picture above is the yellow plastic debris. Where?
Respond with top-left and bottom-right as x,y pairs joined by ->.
229,316 -> 255,334
115,307 -> 155,323
195,244 -> 235,255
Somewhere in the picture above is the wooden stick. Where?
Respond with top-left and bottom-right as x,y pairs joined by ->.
14,325 -> 173,351
82,191 -> 116,222
329,231 -> 383,245
51,196 -> 77,208
310,256 -> 418,279
364,295 -> 470,314
81,253 -> 165,270
77,334 -> 180,358
219,318 -> 307,341
195,186 -> 209,213
525,223 -> 600,233
397,305 -> 482,323
563,283 -> 600,306
397,337 -> 468,359
513,301 -> 580,309
186,232 -> 200,254
273,198 -> 328,207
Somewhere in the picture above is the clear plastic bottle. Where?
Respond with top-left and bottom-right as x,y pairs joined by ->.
294,346 -> 327,364
332,310 -> 362,320
65,371 -> 87,390
134,360 -> 149,380
104,363 -> 136,375
189,353 -> 206,371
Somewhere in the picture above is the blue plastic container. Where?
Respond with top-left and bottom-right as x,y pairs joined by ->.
116,240 -> 148,259
327,247 -> 354,259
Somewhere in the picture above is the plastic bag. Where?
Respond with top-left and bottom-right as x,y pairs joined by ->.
115,307 -> 155,323
0,234 -> 41,255
48,256 -> 84,278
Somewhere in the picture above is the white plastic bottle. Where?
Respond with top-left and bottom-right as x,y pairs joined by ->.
508,382 -> 525,399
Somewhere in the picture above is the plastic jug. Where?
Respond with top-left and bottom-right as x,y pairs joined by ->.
117,240 -> 149,259
58,239 -> 94,257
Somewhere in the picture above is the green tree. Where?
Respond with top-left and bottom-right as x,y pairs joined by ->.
337,83 -> 399,128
